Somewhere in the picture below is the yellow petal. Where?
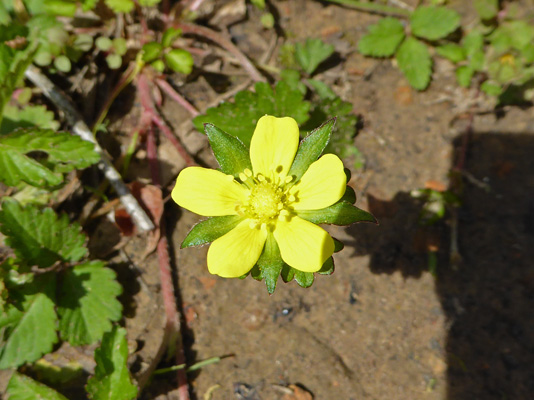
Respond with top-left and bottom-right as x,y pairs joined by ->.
249,115 -> 299,181
172,167 -> 248,216
290,154 -> 346,211
273,216 -> 334,272
207,219 -> 267,277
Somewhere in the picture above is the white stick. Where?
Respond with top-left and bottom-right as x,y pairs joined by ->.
25,65 -> 155,232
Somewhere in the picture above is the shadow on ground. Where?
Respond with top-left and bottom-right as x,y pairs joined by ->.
347,131 -> 534,399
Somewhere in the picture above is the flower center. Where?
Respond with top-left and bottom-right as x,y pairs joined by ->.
237,168 -> 295,227
249,181 -> 283,220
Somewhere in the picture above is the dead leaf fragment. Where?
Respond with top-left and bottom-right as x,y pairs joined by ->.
282,384 -> 313,400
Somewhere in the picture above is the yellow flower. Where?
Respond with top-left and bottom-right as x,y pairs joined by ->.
172,115 -> 346,278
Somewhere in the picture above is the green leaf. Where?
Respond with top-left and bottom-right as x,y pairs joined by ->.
436,43 -> 466,63
297,201 -> 377,225
307,78 -> 336,99
164,49 -> 193,74
0,274 -> 58,368
410,6 -> 460,40
139,0 -> 160,5
205,124 -> 252,177
44,0 -> 77,16
260,13 -> 275,29
112,38 -> 127,56
489,21 -> 534,53
104,0 -> 134,13
295,38 -> 335,75
280,69 -> 306,94
6,372 -> 68,400
250,0 -> 265,9
106,53 -> 122,69
86,326 -> 138,400
161,28 -> 182,48
0,128 -> 100,187
57,261 -> 122,346
142,42 -> 162,62
340,185 -> 356,204
481,80 -> 503,96
1,104 -> 59,135
456,65 -> 474,87
193,81 -> 310,147
289,118 -> 336,182
358,17 -> 405,57
0,199 -> 87,268
396,36 -> 432,90
53,55 -> 71,72
474,0 -> 498,20
182,215 -> 242,248
73,33 -> 94,52
96,36 -> 113,51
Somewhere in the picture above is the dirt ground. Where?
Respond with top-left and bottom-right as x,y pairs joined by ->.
88,1 -> 534,399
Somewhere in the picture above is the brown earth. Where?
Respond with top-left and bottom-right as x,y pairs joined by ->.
94,1 -> 534,399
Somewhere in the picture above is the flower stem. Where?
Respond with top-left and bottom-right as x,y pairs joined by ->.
324,0 -> 411,17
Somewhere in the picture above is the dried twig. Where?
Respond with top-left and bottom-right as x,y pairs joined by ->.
25,65 -> 155,232
175,22 -> 265,82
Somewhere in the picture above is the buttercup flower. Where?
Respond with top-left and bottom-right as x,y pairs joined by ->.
172,115 -> 349,279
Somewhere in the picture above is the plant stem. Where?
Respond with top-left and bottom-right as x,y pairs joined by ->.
174,22 -> 265,82
138,74 -> 196,167
155,78 -> 200,117
92,57 -> 144,134
25,65 -> 155,232
325,0 -> 411,17
153,356 -> 223,375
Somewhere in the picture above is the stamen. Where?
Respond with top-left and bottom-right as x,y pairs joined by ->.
239,172 -> 247,182
257,174 -> 265,182
226,175 -> 235,182
288,194 -> 296,202
244,168 -> 253,177
249,220 -> 258,229
285,176 -> 293,183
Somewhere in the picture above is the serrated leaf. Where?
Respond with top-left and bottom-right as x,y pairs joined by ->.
474,0 -> 498,20
456,65 -> 474,87
86,326 -> 138,400
82,0 -> 99,11
6,372 -> 68,400
396,37 -> 432,90
436,43 -> 466,63
182,215 -> 242,248
0,274 -> 58,368
0,128 -> 100,187
358,17 -> 405,57
307,78 -> 336,99
44,0 -> 77,16
0,199 -> 87,268
297,201 -> 377,225
142,42 -> 162,62
289,118 -> 335,182
193,81 -> 310,147
164,48 -> 193,74
280,69 -> 306,94
205,124 -> 252,177
104,0 -> 134,12
481,80 -> 503,96
295,38 -> 335,75
1,104 -> 59,135
410,6 -> 460,40
57,261 -> 122,346
489,21 -> 534,53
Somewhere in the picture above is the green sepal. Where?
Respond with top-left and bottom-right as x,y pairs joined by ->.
317,256 -> 335,275
181,215 -> 243,248
164,48 -> 193,74
333,238 -> 344,253
297,201 -> 377,226
288,118 -> 336,182
252,234 -> 285,294
205,124 -> 252,178
294,270 -> 314,288
340,185 -> 356,204
280,264 -> 295,283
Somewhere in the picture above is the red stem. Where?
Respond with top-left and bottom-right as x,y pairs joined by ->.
138,74 -> 196,167
156,78 -> 200,117
174,22 -> 264,82
145,86 -> 190,400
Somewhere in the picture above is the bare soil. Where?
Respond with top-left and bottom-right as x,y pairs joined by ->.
94,1 -> 534,399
